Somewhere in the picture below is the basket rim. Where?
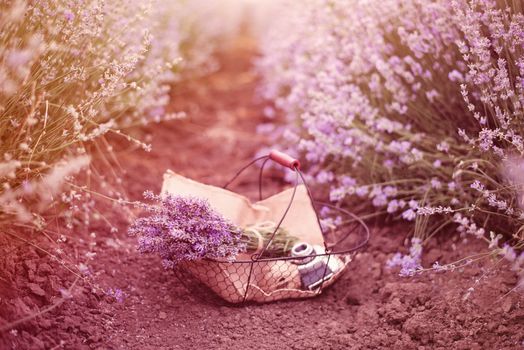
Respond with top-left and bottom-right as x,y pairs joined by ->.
200,250 -> 352,264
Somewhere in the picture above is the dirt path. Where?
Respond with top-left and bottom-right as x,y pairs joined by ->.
2,37 -> 524,350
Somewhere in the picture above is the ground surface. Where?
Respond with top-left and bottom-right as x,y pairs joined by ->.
1,37 -> 524,350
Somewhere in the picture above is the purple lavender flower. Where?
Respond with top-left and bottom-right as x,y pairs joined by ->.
129,192 -> 245,268
106,288 -> 125,303
59,288 -> 73,299
64,10 -> 74,21
500,244 -> 517,262
401,209 -> 416,221
387,237 -> 423,277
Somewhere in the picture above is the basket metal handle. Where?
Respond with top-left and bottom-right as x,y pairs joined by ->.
222,150 -> 369,303
222,149 -> 369,257
222,150 -> 322,253
269,150 -> 300,170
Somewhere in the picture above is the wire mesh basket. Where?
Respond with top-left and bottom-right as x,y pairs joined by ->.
170,150 -> 369,304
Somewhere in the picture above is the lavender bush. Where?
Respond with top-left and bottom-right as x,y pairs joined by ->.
0,0 -> 246,228
257,0 -> 524,269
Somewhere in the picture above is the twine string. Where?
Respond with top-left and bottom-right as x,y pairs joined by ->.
244,221 -> 279,254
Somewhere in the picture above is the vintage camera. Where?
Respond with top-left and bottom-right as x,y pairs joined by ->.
291,242 -> 344,290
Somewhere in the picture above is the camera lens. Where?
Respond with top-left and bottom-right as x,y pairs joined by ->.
291,242 -> 313,257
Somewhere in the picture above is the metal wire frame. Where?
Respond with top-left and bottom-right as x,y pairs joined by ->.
219,154 -> 370,303
222,154 -> 370,262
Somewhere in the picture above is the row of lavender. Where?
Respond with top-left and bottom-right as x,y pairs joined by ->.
0,0 -> 245,229
256,0 -> 524,274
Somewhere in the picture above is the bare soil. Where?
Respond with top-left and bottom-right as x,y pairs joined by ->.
1,37 -> 524,350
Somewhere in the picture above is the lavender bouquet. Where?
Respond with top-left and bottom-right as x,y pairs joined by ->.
129,191 -> 297,268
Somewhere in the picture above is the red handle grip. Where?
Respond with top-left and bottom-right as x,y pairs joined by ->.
269,150 -> 300,170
